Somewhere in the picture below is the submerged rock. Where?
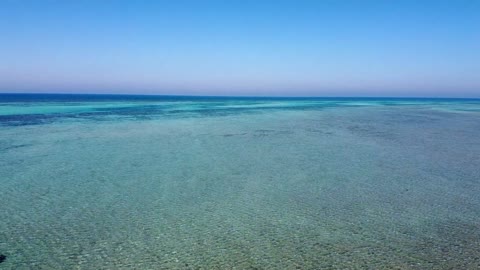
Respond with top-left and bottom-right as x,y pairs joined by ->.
0,254 -> 6,263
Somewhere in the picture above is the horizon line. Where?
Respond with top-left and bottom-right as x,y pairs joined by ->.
1,92 -> 479,100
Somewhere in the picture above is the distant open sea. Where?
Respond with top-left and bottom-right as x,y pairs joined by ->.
1,94 -> 479,269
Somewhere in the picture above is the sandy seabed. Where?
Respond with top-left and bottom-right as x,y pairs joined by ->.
1,97 -> 479,269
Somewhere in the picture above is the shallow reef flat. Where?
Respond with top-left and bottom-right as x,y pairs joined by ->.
0,95 -> 480,269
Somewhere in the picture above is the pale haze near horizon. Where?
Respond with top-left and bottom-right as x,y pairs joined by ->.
0,0 -> 479,97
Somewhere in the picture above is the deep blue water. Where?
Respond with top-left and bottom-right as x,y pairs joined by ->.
1,93 -> 479,127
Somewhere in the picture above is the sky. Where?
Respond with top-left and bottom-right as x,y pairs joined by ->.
0,0 -> 479,97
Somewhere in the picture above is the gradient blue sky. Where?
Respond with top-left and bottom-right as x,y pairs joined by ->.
1,0 -> 479,97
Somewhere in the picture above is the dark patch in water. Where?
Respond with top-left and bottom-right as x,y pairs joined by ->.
252,129 -> 294,137
222,133 -> 247,137
347,124 -> 398,141
253,129 -> 276,137
0,113 -> 58,126
2,143 -> 33,151
306,128 -> 334,135
0,254 -> 6,264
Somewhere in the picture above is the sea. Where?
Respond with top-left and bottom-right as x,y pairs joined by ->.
1,94 -> 479,269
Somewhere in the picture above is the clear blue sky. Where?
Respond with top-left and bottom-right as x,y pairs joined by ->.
1,0 -> 479,97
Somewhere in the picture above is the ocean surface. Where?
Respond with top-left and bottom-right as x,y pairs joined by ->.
0,94 -> 479,269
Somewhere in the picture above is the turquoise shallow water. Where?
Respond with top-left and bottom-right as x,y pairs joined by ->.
1,94 -> 480,269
